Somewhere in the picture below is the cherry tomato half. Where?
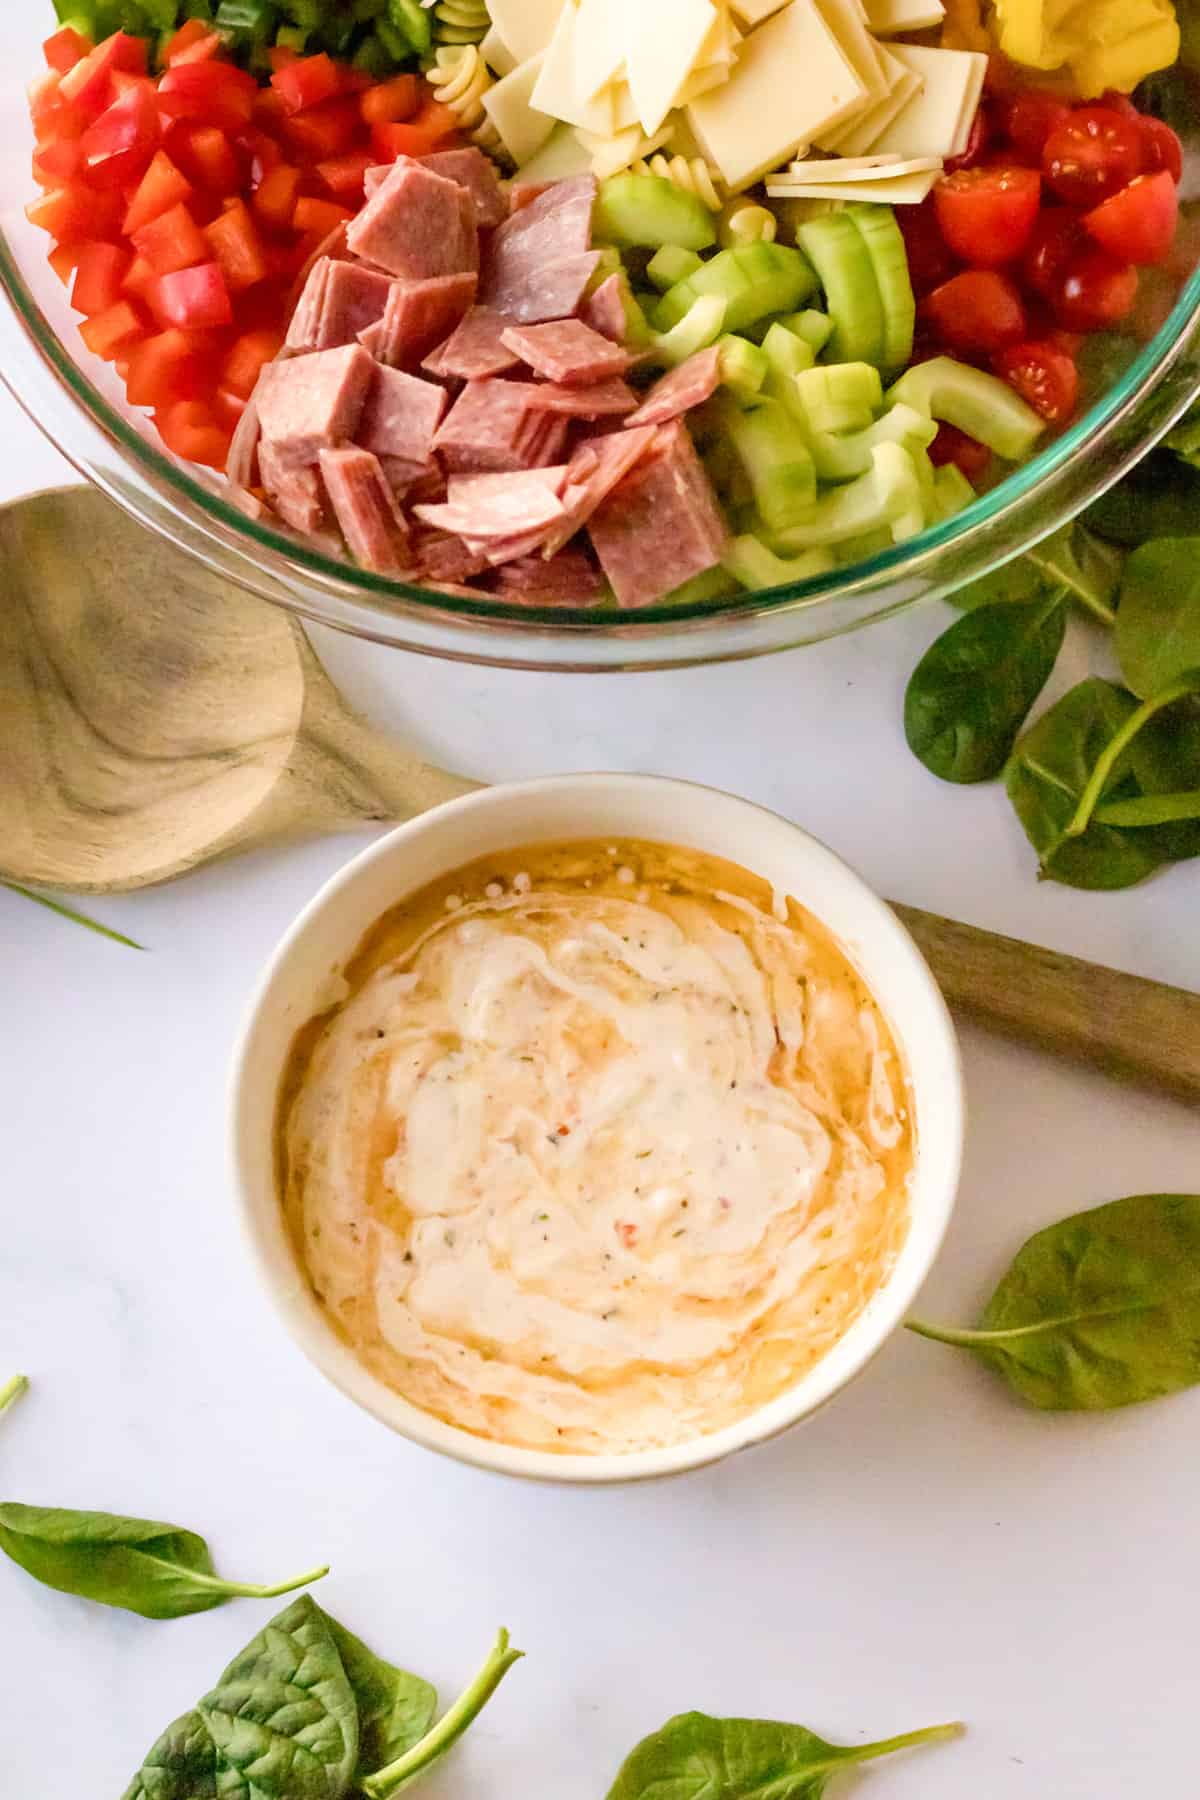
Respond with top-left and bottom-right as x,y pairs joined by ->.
929,422 -> 992,479
934,165 -> 1041,267
1053,247 -> 1139,331
1084,170 -> 1179,266
1001,90 -> 1071,164
1022,208 -> 1084,299
1140,117 -> 1184,184
1043,105 -> 1143,205
896,194 -> 958,296
993,340 -> 1079,422
922,269 -> 1028,355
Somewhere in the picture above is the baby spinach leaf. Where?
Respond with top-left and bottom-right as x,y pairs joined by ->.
0,1376 -> 27,1420
0,1503 -> 328,1619
362,1628 -> 523,1800
122,1594 -> 360,1800
1004,677 -> 1165,889
325,1616 -> 437,1780
1115,540 -> 1200,698
1061,675 -> 1200,842
908,1194 -> 1200,1411
905,593 -> 1066,783
948,524 -> 1120,622
605,1711 -> 963,1800
1124,698 -> 1200,860
1084,446 -> 1200,547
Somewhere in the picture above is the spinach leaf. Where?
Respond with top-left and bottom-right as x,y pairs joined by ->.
905,593 -> 1066,783
362,1628 -> 523,1800
1084,447 -> 1200,547
605,1711 -> 963,1800
1004,678 -> 1166,888
0,1376 -> 27,1420
0,1503 -> 328,1619
1115,539 -> 1200,698
948,523 -> 1120,622
122,1595 -> 360,1800
325,1616 -> 437,1781
908,1194 -> 1200,1410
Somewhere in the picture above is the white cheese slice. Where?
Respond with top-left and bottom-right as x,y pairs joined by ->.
578,122 -> 675,178
766,167 -> 938,201
868,45 -> 986,159
513,120 -> 595,181
784,153 -> 939,179
687,1 -> 870,190
823,48 -> 920,154
814,0 -> 887,99
572,0 -> 630,101
488,0 -> 568,65
727,0 -> 791,22
483,54 -> 557,165
864,0 -> 945,32
950,50 -> 987,157
625,0 -> 721,136
696,5 -> 742,61
676,61 -> 734,104
480,27 -> 518,77
611,80 -> 640,131
531,3 -> 619,134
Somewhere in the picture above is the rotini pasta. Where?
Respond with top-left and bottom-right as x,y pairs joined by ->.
632,154 -> 724,212
429,0 -> 492,47
718,199 -> 778,248
426,45 -> 504,154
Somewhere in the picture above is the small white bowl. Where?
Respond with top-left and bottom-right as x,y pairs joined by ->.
230,775 -> 963,1484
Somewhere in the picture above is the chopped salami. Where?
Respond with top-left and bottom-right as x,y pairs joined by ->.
232,486 -> 268,521
255,344 -> 375,469
588,421 -> 728,607
363,163 -> 389,199
538,424 -> 659,558
434,378 -> 545,473
625,347 -> 722,429
523,376 -> 637,417
346,157 -> 478,280
370,271 -> 478,367
287,220 -> 352,314
379,453 -> 433,498
498,319 -> 633,386
225,394 -> 261,489
517,409 -> 571,468
357,364 -> 447,465
482,250 -> 600,326
421,306 -> 521,381
418,148 -> 507,228
288,259 -> 395,352
259,439 -> 326,533
580,273 -> 627,344
489,175 -> 596,267
508,181 -> 555,214
319,446 -> 411,574
412,528 -> 490,583
414,466 -> 568,539
496,548 -> 605,605
483,175 -> 599,324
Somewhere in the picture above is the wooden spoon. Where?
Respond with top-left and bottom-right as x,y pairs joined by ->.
2,486 -> 1197,1103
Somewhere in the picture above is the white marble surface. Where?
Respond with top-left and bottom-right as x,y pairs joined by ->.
4,49 -> 1200,1796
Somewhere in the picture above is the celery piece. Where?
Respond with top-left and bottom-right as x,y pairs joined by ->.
931,463 -> 977,523
793,362 -> 882,437
728,398 -> 818,530
810,401 -> 936,484
717,334 -> 769,401
647,246 -> 704,293
724,535 -> 834,589
662,566 -> 742,605
798,213 -> 884,366
886,356 -> 1044,462
649,294 -> 727,368
772,443 -> 924,551
655,243 -> 817,336
781,310 -> 834,354
761,321 -> 815,380
593,174 -> 717,252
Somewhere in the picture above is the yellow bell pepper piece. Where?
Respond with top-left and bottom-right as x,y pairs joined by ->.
990,0 -> 1180,96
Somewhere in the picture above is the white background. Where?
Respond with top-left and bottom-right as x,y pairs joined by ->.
3,21 -> 1200,1794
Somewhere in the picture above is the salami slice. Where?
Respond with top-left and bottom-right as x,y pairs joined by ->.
288,259 -> 395,352
498,319 -> 633,386
259,440 -> 326,533
226,394 -> 261,489
421,306 -> 522,381
580,273 -> 628,345
419,148 -> 507,228
522,376 -> 637,417
346,158 -> 478,280
256,344 -> 375,469
319,446 -> 411,574
412,528 -> 491,583
496,549 -> 605,605
625,347 -> 722,429
414,466 -> 568,540
434,378 -> 545,473
538,424 -> 658,558
483,175 -> 599,324
371,272 -> 478,367
588,421 -> 728,607
482,250 -> 600,326
357,364 -> 447,464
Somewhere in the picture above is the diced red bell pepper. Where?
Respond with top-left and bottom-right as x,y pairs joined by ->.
268,45 -> 300,72
360,73 -> 421,126
251,86 -> 288,132
158,61 -> 257,135
292,195 -> 354,239
122,254 -> 157,301
27,181 -> 123,244
212,387 -> 248,431
29,70 -> 80,138
48,242 -> 83,285
167,26 -> 222,67
123,150 -> 191,234
59,31 -> 146,117
78,298 -> 148,359
239,127 -> 284,184
223,324 -> 284,398
317,150 -> 374,202
72,241 -> 132,315
251,161 -> 301,230
155,399 -> 233,470
170,124 -> 241,193
284,96 -> 362,163
78,80 -> 160,189
33,139 -> 85,186
132,200 -> 209,275
271,52 -> 343,117
151,261 -> 233,329
125,327 -> 218,406
370,102 -> 459,162
204,200 -> 269,291
44,27 -> 92,75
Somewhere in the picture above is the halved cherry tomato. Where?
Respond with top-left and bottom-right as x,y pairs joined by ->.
151,262 -> 233,329
1096,90 -> 1141,122
170,124 -> 241,193
78,297 -> 147,359
284,96 -> 362,163
252,161 -> 302,230
292,196 -> 354,239
360,73 -> 421,126
158,62 -> 257,135
27,181 -> 123,244
922,269 -> 1028,354
154,398 -> 231,469
124,150 -> 192,234
271,52 -> 343,117
317,150 -> 374,202
72,241 -> 132,315
1022,208 -> 1084,299
203,200 -> 269,291
43,27 -> 91,75
1139,117 -> 1184,184
1001,89 -> 1070,162
59,31 -> 146,116
897,194 -> 959,296
223,325 -> 284,398
929,422 -> 991,479
933,166 -> 1041,267
125,327 -> 219,406
1043,106 -> 1143,205
78,81 -> 160,189
1053,247 -> 1138,330
994,339 -> 1079,422
1084,170 -> 1178,266
132,200 -> 209,275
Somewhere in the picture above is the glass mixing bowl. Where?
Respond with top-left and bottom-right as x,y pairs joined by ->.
4,12 -> 1200,670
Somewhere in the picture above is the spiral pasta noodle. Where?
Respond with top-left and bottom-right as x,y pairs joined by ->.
429,0 -> 491,46
718,199 -> 778,248
426,45 -> 504,153
632,153 -> 724,211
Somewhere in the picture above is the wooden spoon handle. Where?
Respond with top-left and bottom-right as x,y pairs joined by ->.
892,902 -> 1200,1106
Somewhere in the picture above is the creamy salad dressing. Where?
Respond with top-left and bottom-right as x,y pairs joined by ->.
279,841 -> 914,1454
